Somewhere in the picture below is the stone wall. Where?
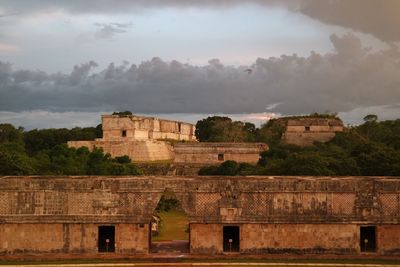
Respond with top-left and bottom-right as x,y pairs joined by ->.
190,223 -> 358,254
173,143 -> 268,164
1,176 -> 399,224
68,140 -> 174,162
0,223 -> 148,254
283,132 -> 337,147
1,176 -> 399,255
377,225 -> 400,254
68,140 -> 267,164
135,163 -> 205,176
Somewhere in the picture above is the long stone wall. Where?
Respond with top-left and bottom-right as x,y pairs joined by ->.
68,140 -> 174,162
0,223 -> 149,254
0,176 -> 399,255
190,223 -> 359,254
67,141 -> 267,164
173,143 -> 268,164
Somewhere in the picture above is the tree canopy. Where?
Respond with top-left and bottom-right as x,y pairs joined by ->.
112,111 -> 133,116
0,124 -> 141,176
195,116 -> 257,142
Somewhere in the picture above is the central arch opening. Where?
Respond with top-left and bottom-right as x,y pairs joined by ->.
150,189 -> 189,253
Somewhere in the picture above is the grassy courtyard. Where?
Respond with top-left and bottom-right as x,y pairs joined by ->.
152,210 -> 189,241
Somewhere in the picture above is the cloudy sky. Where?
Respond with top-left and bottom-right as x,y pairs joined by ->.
1,0 -> 400,129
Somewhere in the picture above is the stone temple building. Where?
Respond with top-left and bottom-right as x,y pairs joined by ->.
0,175 -> 399,255
68,114 -> 268,164
276,117 -> 344,147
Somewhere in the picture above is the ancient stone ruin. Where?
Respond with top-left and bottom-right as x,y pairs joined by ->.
278,117 -> 344,147
0,175 -> 399,255
3,115 -> 397,257
68,114 -> 267,164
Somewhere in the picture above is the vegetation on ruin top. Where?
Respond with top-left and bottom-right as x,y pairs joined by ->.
274,112 -> 342,121
112,110 -> 133,116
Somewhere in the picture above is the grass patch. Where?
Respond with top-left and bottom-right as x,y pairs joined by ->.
152,210 -> 189,241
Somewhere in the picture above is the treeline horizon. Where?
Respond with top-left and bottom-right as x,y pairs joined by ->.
1,113 -> 399,176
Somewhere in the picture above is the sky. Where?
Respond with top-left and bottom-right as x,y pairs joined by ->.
1,0 -> 400,129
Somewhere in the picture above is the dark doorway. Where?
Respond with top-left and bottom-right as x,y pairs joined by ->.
98,226 -> 115,252
360,226 -> 376,252
223,226 -> 240,252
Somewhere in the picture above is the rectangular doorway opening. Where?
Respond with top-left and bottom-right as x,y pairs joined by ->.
98,226 -> 115,252
223,226 -> 240,252
360,226 -> 376,252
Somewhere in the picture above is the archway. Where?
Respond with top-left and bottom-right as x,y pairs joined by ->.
150,188 -> 190,253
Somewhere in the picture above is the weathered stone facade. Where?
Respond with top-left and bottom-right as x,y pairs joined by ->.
174,143 -> 268,164
100,114 -> 196,141
1,175 -> 399,255
68,139 -> 175,162
68,114 -> 195,162
68,114 -> 267,164
278,117 -> 344,147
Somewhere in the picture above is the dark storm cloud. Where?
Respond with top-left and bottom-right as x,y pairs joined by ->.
299,0 -> 400,43
1,34 -> 400,115
1,1 -> 400,41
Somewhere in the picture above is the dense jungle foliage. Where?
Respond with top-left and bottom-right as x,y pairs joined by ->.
198,115 -> 400,176
0,124 -> 141,175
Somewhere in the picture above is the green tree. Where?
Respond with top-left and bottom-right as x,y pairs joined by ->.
0,124 -> 24,144
24,127 -> 99,155
112,111 -> 133,116
363,114 -> 378,123
86,147 -> 112,175
195,116 -> 232,142
115,155 -> 132,164
352,142 -> 400,176
45,144 -> 88,175
257,120 -> 285,146
195,116 -> 254,142
274,152 -> 336,176
0,143 -> 33,175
